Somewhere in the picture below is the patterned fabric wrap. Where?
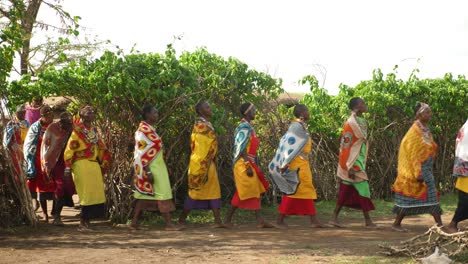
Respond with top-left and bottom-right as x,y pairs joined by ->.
392,121 -> 438,200
64,118 -> 110,173
188,118 -> 218,191
454,119 -> 468,177
133,121 -> 163,195
25,105 -> 41,125
232,119 -> 252,164
269,121 -> 309,195
23,121 -> 48,179
3,118 -> 29,148
336,113 -> 368,182
41,122 -> 71,176
393,158 -> 442,215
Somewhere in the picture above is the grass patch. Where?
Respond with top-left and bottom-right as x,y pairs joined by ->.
139,194 -> 459,226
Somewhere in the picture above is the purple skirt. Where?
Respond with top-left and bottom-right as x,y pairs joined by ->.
184,196 -> 221,210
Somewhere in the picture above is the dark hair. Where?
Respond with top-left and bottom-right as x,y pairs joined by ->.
40,105 -> 52,116
32,96 -> 43,102
240,102 -> 253,116
195,101 -> 207,116
59,111 -> 71,120
141,104 -> 155,120
79,105 -> 93,117
349,97 -> 363,110
293,104 -> 308,118
414,102 -> 422,114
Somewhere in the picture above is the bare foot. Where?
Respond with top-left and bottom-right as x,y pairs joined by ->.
365,223 -> 380,229
391,225 -> 408,232
256,222 -> 276,228
442,226 -> 459,234
52,218 -> 64,226
276,222 -> 288,229
77,225 -> 92,232
310,223 -> 326,228
164,225 -> 184,231
328,220 -> 346,228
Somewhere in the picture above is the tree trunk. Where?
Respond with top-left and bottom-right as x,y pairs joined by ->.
20,0 -> 42,75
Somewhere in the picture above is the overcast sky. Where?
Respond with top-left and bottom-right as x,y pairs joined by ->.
35,0 -> 468,94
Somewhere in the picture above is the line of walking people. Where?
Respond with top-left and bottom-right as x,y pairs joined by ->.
3,96 -> 467,233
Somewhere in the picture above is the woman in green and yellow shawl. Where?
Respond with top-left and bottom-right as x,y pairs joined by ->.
392,102 -> 442,232
130,105 -> 181,231
178,102 -> 224,227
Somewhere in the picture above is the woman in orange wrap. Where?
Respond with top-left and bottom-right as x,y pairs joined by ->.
391,102 -> 442,232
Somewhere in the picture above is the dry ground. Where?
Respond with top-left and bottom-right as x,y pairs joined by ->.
0,200 -> 465,264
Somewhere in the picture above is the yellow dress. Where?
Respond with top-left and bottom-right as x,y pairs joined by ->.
287,138 -> 317,199
187,121 -> 221,200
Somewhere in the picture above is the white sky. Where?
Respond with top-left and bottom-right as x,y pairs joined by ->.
35,0 -> 468,94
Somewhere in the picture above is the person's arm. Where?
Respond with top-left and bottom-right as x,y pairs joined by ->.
242,150 -> 253,177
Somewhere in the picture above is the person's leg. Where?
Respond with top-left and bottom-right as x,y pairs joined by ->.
363,211 -> 377,228
39,196 -> 49,223
52,197 -> 65,226
255,210 -> 274,228
177,208 -> 190,225
431,213 -> 443,226
309,215 -> 325,228
392,212 -> 407,231
212,208 -> 225,227
277,214 -> 287,227
223,206 -> 237,226
130,200 -> 143,229
329,203 -> 346,227
162,212 -> 183,231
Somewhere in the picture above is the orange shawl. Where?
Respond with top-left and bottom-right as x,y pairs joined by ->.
336,113 -> 368,182
392,121 -> 437,200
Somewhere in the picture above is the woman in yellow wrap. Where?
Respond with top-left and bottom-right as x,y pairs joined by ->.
178,102 -> 224,227
64,105 -> 110,231
224,102 -> 273,228
130,105 -> 181,231
392,102 -> 442,232
269,104 -> 323,228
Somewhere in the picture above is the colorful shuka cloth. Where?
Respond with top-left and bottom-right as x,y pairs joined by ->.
336,113 -> 375,212
392,120 -> 442,216
25,104 -> 41,125
64,118 -> 110,219
270,120 -> 318,215
41,122 -> 75,200
3,118 -> 29,180
133,121 -> 175,213
23,120 -> 56,196
452,119 -> 468,223
231,119 -> 269,210
184,117 -> 221,210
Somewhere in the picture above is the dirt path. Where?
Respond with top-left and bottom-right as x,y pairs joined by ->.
0,203 -> 462,264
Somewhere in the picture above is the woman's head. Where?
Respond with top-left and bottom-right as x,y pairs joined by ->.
142,104 -> 158,123
195,101 -> 212,119
414,102 -> 432,123
16,104 -> 26,121
349,97 -> 367,114
240,102 -> 256,120
293,104 -> 310,121
58,112 -> 73,131
31,96 -> 43,107
79,105 -> 96,123
40,105 -> 54,124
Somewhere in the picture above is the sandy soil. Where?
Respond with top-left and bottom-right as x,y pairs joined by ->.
0,203 -> 463,264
